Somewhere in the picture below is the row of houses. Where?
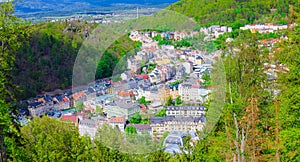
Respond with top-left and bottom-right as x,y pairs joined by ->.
150,106 -> 206,138
130,30 -> 199,42
240,24 -> 288,33
27,81 -> 114,117
135,80 -> 210,104
76,105 -> 206,139
200,25 -> 232,39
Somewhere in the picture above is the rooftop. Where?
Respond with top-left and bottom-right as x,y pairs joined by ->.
61,115 -> 77,123
79,119 -> 98,128
108,99 -> 138,109
126,124 -> 151,131
109,116 -> 125,123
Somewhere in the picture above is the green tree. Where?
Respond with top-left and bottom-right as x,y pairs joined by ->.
95,105 -> 104,116
8,117 -> 91,161
175,96 -> 182,106
155,108 -> 166,117
276,5 -> 300,161
128,112 -> 141,124
181,133 -> 194,161
0,2 -> 28,161
138,96 -> 147,105
125,126 -> 137,135
76,102 -> 84,112
165,96 -> 174,106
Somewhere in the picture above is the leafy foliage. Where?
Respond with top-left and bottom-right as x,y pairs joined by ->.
169,0 -> 298,29
165,96 -> 174,106
138,96 -> 147,105
0,2 -> 29,161
125,126 -> 137,135
155,108 -> 166,117
8,117 -> 92,161
128,112 -> 142,124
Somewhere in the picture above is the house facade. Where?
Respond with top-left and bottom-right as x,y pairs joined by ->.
106,100 -> 140,120
108,116 -> 126,132
78,119 -> 99,139
150,116 -> 205,138
166,106 -> 206,117
158,84 -> 170,103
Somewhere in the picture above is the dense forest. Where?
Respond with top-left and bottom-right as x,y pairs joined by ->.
12,21 -> 139,99
0,0 -> 299,161
169,0 -> 299,29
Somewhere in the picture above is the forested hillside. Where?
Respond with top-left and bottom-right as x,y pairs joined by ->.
13,22 -> 138,99
169,0 -> 298,28
1,0 -> 299,161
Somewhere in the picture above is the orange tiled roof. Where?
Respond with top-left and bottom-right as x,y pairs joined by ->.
108,116 -> 125,123
118,91 -> 134,97
37,98 -> 46,104
72,91 -> 85,100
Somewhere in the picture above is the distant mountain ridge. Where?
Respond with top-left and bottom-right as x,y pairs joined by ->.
15,0 -> 178,14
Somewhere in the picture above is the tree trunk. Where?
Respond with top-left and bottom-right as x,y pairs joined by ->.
226,82 -> 234,161
234,113 -> 241,162
241,128 -> 245,162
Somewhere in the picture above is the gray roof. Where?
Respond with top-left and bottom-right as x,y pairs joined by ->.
28,101 -> 43,108
79,119 -> 97,128
150,117 -> 165,124
150,102 -> 162,108
181,83 -> 192,88
126,124 -> 151,131
108,99 -> 138,109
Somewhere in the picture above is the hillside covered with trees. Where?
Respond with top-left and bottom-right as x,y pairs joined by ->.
169,0 -> 298,29
0,0 -> 299,162
12,21 -> 139,99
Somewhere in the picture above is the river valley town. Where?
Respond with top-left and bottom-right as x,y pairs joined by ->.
18,22 -> 288,154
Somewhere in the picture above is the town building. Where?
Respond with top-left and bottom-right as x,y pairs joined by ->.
106,99 -> 140,120
158,84 -> 170,102
150,116 -> 206,138
240,24 -> 288,33
108,116 -> 126,132
178,82 -> 204,102
78,119 -> 99,139
61,115 -> 78,127
28,96 -> 55,117
166,106 -> 206,117
148,101 -> 163,113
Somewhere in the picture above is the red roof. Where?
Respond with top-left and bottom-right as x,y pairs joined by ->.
63,97 -> 70,102
109,116 -> 125,123
61,115 -> 77,123
136,74 -> 149,80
